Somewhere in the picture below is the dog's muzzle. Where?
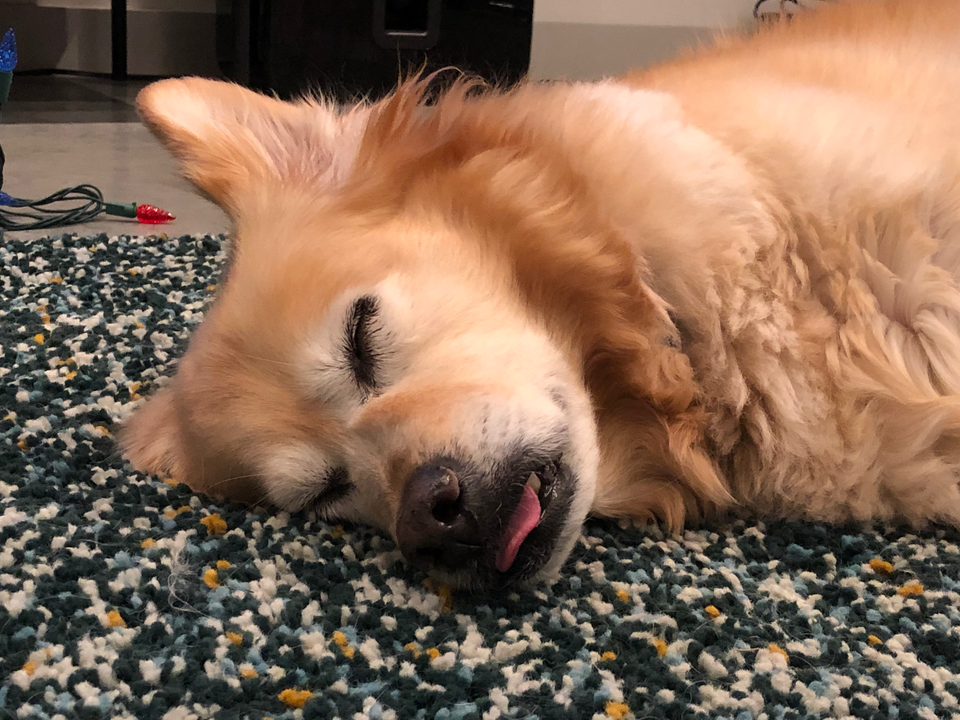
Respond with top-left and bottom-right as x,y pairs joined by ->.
394,450 -> 574,589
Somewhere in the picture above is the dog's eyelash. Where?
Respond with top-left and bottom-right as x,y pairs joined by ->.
310,466 -> 353,510
344,295 -> 381,392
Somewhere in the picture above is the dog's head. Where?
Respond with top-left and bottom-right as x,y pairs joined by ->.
122,77 -> 730,589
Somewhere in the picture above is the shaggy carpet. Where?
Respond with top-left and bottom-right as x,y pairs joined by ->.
3,232 -> 960,720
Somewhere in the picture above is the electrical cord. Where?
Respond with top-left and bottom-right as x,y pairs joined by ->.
753,0 -> 831,20
754,0 -> 799,18
0,186 -> 175,240
0,184 -> 107,231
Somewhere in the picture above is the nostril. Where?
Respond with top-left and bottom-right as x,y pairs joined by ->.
428,466 -> 461,525
431,496 -> 461,525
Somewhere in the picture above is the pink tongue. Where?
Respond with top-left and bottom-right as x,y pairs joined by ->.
495,484 -> 542,573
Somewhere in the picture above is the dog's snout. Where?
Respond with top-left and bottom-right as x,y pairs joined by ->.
395,462 -> 481,572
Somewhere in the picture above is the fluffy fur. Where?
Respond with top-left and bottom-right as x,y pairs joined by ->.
123,0 -> 960,587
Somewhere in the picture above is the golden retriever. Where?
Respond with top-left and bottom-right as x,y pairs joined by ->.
122,0 -> 960,589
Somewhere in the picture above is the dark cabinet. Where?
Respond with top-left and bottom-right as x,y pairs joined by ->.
217,0 -> 534,101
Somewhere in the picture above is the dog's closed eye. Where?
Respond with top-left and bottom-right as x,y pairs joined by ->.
310,465 -> 353,511
301,285 -> 409,409
261,445 -> 354,512
344,295 -> 383,396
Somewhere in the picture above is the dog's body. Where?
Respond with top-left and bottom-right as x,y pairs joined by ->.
123,0 -> 960,588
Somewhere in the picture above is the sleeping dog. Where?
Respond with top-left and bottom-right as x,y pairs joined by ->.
123,0 -> 960,589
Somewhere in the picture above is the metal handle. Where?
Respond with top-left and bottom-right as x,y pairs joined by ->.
373,0 -> 442,50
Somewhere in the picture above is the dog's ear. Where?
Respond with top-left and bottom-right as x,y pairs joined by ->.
119,389 -> 186,481
136,77 -> 367,213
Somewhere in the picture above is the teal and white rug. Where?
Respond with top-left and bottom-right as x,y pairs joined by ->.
3,233 -> 960,719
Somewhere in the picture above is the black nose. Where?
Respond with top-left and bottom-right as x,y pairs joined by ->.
395,462 -> 482,573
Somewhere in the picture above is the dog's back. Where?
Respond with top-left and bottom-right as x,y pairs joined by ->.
633,0 -> 960,225
597,0 -> 960,524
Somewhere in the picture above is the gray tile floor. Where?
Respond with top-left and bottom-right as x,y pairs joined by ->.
3,75 -> 145,125
1,75 -> 228,240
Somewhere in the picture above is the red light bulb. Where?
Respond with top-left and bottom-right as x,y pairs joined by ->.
135,204 -> 176,224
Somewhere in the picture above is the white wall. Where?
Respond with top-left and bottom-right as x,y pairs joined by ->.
529,0 -> 820,81
533,0 -> 757,29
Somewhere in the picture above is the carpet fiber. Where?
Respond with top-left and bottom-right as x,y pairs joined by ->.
3,233 -> 960,720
